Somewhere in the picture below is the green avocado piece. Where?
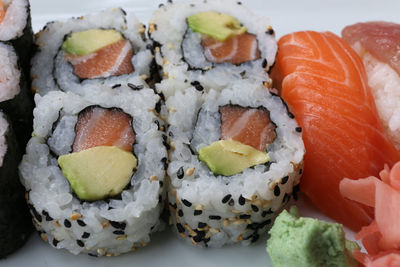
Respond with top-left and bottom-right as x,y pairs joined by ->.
187,11 -> 247,41
266,206 -> 360,267
58,146 -> 137,201
198,140 -> 269,176
61,29 -> 123,56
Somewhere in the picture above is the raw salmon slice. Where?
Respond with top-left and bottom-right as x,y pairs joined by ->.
64,39 -> 134,79
72,106 -> 135,152
220,105 -> 276,151
0,0 -> 5,24
202,33 -> 260,65
272,31 -> 400,231
342,21 -> 400,76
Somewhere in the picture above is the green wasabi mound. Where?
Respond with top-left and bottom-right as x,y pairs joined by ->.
199,140 -> 270,176
61,29 -> 123,56
187,11 -> 247,41
266,206 -> 359,267
58,146 -> 137,201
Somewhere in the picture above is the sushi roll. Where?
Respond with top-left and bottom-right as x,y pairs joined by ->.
0,42 -> 33,147
165,80 -> 305,247
0,110 -> 31,258
150,0 -> 277,97
0,0 -> 34,77
31,8 -> 155,96
19,84 -> 167,256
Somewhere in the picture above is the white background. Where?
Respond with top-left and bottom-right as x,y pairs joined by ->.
3,0 -> 400,266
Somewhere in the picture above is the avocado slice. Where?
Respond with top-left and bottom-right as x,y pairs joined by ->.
187,11 -> 247,41
61,29 -> 123,56
199,140 -> 269,176
58,146 -> 137,201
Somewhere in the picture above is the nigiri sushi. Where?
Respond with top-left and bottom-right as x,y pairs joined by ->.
271,31 -> 400,231
342,21 -> 400,150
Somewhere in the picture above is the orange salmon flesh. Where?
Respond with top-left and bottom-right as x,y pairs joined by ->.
0,0 -> 5,24
220,105 -> 276,151
64,39 -> 134,79
72,106 -> 135,153
202,33 -> 260,65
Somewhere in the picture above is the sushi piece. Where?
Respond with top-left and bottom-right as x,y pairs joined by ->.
271,31 -> 400,231
0,110 -> 32,258
19,84 -> 167,256
0,0 -> 34,77
342,22 -> 400,150
31,8 -> 155,96
0,42 -> 34,147
165,80 -> 304,247
150,0 -> 277,97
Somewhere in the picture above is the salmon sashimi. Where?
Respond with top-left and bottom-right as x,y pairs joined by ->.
64,39 -> 134,79
340,162 -> 400,266
219,105 -> 276,151
72,106 -> 135,152
342,21 -> 400,76
0,0 -> 5,24
271,31 -> 400,231
202,33 -> 261,65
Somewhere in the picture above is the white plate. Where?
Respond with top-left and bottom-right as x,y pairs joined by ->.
4,0 -> 400,266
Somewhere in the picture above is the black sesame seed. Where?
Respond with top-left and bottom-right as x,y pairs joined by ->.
155,101 -> 162,113
158,3 -> 164,7
203,237 -> 211,243
293,184 -> 300,200
163,141 -> 170,150
268,28 -> 275,35
299,169 -> 303,175
112,84 -> 121,89
77,220 -> 86,227
159,195 -> 163,203
113,230 -> 125,235
42,210 -> 53,221
239,214 -> 251,219
259,219 -> 272,228
169,202 -> 177,209
127,83 -> 144,90
194,210 -> 202,216
190,81 -> 200,85
193,235 -> 203,243
184,79 -> 188,83
267,209 -> 274,214
110,221 -> 126,230
154,120 -> 160,130
82,232 -> 90,239
194,84 -> 204,91
281,176 -> 289,185
283,193 -> 291,204
262,58 -> 268,68
52,238 -> 59,247
295,127 -> 302,133
273,185 -> 281,197
178,209 -> 184,217
237,1 -> 242,4
221,194 -> 232,204
238,195 -> 245,205
162,134 -> 167,142
247,223 -> 259,230
168,131 -> 174,137
181,199 -> 192,207
198,222 -> 207,228
288,112 -> 295,119
261,211 -> 268,217
251,205 -> 259,212
64,219 -> 71,228
146,44 -> 153,50
177,167 -> 184,179
88,253 -> 98,257
240,70 -> 246,77
167,0 -> 173,3
209,215 -> 221,220
176,223 -> 185,233
161,157 -> 168,170
159,180 -> 164,187
30,207 -> 42,222
77,240 -> 84,247
228,199 -> 234,206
